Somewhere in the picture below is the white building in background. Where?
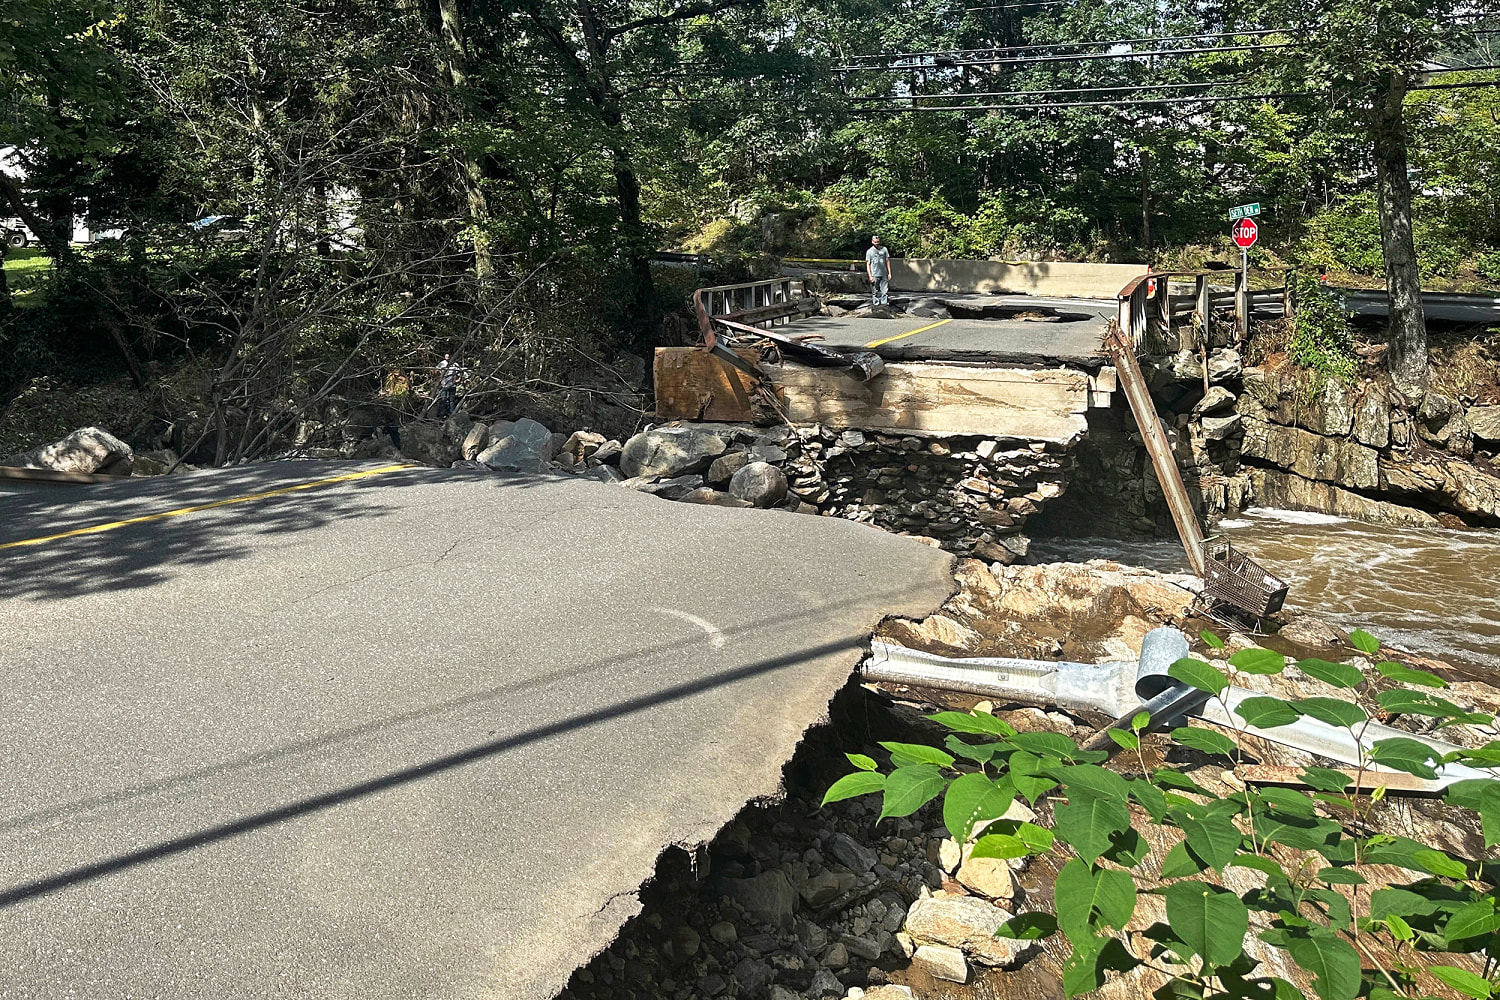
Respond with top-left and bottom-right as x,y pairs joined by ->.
0,145 -> 120,244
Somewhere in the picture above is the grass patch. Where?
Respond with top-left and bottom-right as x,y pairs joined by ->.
2,248 -> 53,306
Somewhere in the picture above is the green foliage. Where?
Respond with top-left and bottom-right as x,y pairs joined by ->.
1289,276 -> 1357,387
829,630 -> 1500,999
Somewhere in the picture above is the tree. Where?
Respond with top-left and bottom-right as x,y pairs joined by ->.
1256,0 -> 1474,394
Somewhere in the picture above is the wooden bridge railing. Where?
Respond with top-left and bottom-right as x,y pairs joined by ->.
1117,267 -> 1295,353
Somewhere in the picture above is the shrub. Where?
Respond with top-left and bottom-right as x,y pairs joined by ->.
827,628 -> 1500,1000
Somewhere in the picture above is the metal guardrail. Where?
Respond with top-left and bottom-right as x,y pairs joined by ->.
1117,267 -> 1293,352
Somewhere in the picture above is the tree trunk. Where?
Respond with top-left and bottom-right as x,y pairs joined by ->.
0,247 -> 11,317
436,0 -> 495,281
1372,72 -> 1428,394
0,169 -> 73,264
1140,148 -> 1152,255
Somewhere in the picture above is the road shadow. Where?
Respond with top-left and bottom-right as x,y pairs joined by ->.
0,462 -> 569,602
0,626 -> 885,908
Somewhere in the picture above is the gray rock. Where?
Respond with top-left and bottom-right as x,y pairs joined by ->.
679,487 -> 754,508
398,420 -> 448,466
821,942 -> 848,969
621,426 -> 728,478
799,872 -> 844,908
1193,386 -> 1237,416
1201,413 -> 1242,441
913,944 -> 969,984
726,871 -> 797,929
4,426 -> 133,475
542,431 -> 568,464
749,442 -> 789,464
768,987 -> 804,1000
477,417 -> 553,470
826,833 -> 878,873
1469,405 -> 1500,443
461,422 -> 491,461
1300,381 -> 1354,437
839,429 -> 866,448
640,474 -> 705,500
733,958 -> 774,996
808,969 -> 845,998
840,934 -> 882,961
1241,417 -> 1379,489
1208,347 -> 1243,382
709,920 -> 737,944
707,450 -> 751,485
730,462 -> 789,508
591,439 -> 623,466
129,449 -> 178,476
1353,388 -> 1391,448
1420,391 -> 1456,428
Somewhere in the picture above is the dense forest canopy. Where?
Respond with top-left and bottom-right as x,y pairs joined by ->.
2,0 -> 1498,449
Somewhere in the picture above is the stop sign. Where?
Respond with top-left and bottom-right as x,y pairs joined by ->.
1232,217 -> 1258,249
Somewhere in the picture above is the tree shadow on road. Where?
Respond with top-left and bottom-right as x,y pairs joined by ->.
0,462 -> 550,602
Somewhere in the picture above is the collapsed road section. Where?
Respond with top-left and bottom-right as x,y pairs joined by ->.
0,463 -> 953,1000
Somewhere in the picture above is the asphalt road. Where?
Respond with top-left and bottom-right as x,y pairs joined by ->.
0,462 -> 953,1000
799,293 -> 1113,366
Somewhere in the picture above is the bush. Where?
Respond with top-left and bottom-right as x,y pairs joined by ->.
1289,276 -> 1357,388
827,628 -> 1500,1000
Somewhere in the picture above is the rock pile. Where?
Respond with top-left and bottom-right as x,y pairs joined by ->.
565,422 -> 1071,560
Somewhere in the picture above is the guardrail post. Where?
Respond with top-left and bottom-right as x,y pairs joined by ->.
1195,274 -> 1210,347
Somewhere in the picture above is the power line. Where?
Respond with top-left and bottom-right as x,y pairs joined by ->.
847,77 -> 1500,114
846,79 -> 1243,101
836,28 -> 1288,64
835,41 -> 1291,72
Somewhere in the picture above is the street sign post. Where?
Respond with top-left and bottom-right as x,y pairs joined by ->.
1229,202 -> 1261,221
1231,217 -> 1259,341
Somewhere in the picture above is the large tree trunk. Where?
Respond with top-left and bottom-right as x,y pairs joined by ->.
0,247 -> 11,317
436,0 -> 494,281
1372,72 -> 1428,395
0,169 -> 73,264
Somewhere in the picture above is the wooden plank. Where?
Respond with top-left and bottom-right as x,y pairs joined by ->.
654,348 -> 762,422
760,362 -> 1090,443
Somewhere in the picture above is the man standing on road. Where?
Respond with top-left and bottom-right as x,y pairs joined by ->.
865,235 -> 891,308
435,353 -> 462,419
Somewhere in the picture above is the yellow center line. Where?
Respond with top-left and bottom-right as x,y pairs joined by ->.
864,317 -> 953,349
0,463 -> 416,551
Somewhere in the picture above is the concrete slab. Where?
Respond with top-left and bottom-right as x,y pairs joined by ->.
799,294 -> 1113,367
0,462 -> 953,1000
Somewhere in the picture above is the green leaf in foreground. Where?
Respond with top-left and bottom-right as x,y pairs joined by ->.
1445,779 -> 1500,848
879,741 -> 955,768
822,770 -> 884,807
1413,848 -> 1469,880
1349,629 -> 1381,656
1374,659 -> 1446,688
1236,696 -> 1301,729
1282,927 -> 1362,1000
846,753 -> 878,771
1053,793 -> 1131,864
927,710 -> 1015,736
1296,658 -> 1363,689
1292,698 -> 1367,728
879,764 -> 946,821
1169,657 -> 1228,695
1170,726 -> 1240,759
942,772 -> 1015,844
1444,896 -> 1500,943
996,911 -> 1058,940
1201,630 -> 1226,650
1163,880 -> 1249,968
1229,647 -> 1287,674
1367,737 -> 1440,779
1430,965 -> 1494,999
1054,859 -> 1136,939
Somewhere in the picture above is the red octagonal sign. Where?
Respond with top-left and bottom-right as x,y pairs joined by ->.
1232,217 -> 1259,248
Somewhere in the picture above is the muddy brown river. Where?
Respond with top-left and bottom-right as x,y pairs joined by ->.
1034,509 -> 1500,672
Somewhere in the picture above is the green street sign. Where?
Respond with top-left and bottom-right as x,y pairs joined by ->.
1229,203 -> 1261,220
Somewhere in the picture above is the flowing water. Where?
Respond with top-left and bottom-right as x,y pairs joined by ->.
1033,509 -> 1500,672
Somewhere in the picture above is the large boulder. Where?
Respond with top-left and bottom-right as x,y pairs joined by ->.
1241,417 -> 1379,490
620,426 -> 727,479
729,461 -> 788,508
461,422 -> 491,461
477,417 -> 553,471
398,420 -> 448,466
3,426 -> 133,475
903,892 -> 1022,967
1469,405 -> 1500,444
